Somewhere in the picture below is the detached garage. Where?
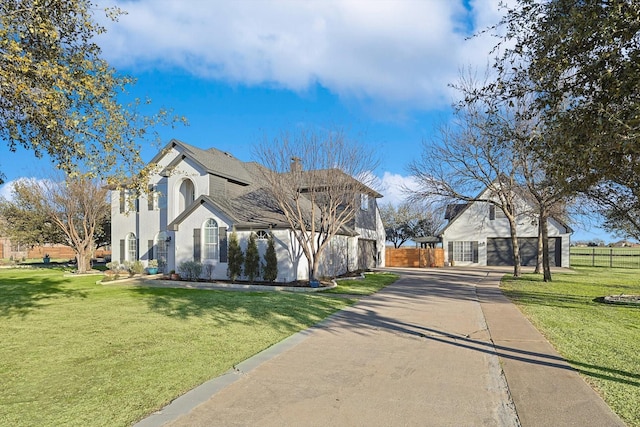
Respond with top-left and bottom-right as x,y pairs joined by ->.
486,237 -> 562,267
439,188 -> 572,267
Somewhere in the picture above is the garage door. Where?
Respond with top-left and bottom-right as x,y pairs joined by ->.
487,238 -> 561,267
358,239 -> 377,270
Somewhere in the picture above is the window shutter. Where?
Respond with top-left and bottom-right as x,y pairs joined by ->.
119,239 -> 125,263
489,205 -> 495,220
119,191 -> 125,214
219,227 -> 228,262
148,240 -> 154,260
473,241 -> 479,263
147,185 -> 154,210
135,239 -> 140,260
448,241 -> 454,263
193,228 -> 201,262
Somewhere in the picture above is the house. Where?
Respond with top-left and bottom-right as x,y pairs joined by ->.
440,188 -> 572,267
110,139 -> 385,281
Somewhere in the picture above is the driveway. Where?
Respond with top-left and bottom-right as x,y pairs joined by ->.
136,267 -> 623,427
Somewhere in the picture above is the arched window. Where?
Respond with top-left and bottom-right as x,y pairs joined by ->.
178,179 -> 196,212
154,232 -> 168,267
203,219 -> 219,260
256,230 -> 269,240
125,233 -> 137,261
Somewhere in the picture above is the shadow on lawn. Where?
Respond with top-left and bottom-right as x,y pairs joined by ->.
130,286 -> 351,331
0,274 -> 87,318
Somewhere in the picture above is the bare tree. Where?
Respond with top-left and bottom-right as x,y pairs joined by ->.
408,86 -> 525,277
1,175 -> 109,273
255,128 -> 379,281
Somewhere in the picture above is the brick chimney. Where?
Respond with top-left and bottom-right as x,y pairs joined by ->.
290,157 -> 302,173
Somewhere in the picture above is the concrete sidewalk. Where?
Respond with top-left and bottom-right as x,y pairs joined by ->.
135,268 -> 624,427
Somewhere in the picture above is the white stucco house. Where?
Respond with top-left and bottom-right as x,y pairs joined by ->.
110,139 -> 385,282
440,188 -> 572,267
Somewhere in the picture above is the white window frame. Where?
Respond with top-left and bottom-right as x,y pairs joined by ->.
452,241 -> 473,263
360,193 -> 369,211
126,233 -> 137,262
203,219 -> 219,260
154,232 -> 168,267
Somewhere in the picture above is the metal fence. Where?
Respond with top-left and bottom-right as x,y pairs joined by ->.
570,247 -> 640,269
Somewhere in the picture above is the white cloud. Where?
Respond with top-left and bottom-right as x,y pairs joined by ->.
98,0 -> 503,110
0,180 -> 16,201
378,171 -> 419,206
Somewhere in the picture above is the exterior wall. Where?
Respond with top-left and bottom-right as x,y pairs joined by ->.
111,142 -> 387,280
442,199 -> 571,266
173,203 -> 231,279
354,199 -> 386,268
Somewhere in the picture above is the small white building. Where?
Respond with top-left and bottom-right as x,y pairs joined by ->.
440,188 -> 572,267
110,139 -> 385,281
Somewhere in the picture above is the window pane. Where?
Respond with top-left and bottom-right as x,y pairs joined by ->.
204,219 -> 218,260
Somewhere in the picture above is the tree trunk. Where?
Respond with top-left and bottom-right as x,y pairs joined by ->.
75,249 -> 89,274
508,217 -> 521,277
310,255 -> 320,282
534,218 -> 543,274
540,210 -> 552,282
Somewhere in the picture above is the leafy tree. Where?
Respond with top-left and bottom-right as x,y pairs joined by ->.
494,0 -> 640,192
255,128 -> 379,281
0,175 -> 109,273
227,229 -> 243,282
0,0 -> 186,188
380,202 -> 444,248
244,233 -> 260,284
481,0 -> 640,241
262,233 -> 278,282
0,184 -> 66,247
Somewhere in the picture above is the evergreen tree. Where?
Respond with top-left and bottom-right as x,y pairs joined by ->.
227,229 -> 243,282
262,233 -> 278,282
244,233 -> 260,284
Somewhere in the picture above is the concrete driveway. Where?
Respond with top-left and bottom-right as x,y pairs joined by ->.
136,267 -> 623,427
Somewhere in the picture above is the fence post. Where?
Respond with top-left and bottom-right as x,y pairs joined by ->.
592,248 -> 595,267
610,248 -> 613,268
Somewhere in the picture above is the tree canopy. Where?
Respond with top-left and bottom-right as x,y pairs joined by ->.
0,175 -> 109,273
495,0 -> 640,188
0,0 -> 185,188
485,0 -> 640,240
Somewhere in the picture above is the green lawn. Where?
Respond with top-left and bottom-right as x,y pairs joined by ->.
0,268 -> 359,427
501,268 -> 640,426
323,271 -> 399,295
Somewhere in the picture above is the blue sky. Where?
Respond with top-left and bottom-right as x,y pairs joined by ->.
0,0 -> 618,242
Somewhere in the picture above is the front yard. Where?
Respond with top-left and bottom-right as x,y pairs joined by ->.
501,267 -> 640,426
0,269 -> 396,426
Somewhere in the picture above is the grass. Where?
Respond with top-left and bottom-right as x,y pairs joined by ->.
323,271 -> 399,295
0,268 -> 363,427
501,267 -> 640,426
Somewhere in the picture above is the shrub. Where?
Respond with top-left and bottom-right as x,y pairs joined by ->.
244,233 -> 260,284
262,233 -> 278,282
177,261 -> 203,281
203,263 -> 215,281
227,230 -> 243,282
130,260 -> 145,275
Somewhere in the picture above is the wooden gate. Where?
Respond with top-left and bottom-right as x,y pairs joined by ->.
385,247 -> 444,268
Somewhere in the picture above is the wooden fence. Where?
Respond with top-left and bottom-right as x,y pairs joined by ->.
385,247 -> 445,268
